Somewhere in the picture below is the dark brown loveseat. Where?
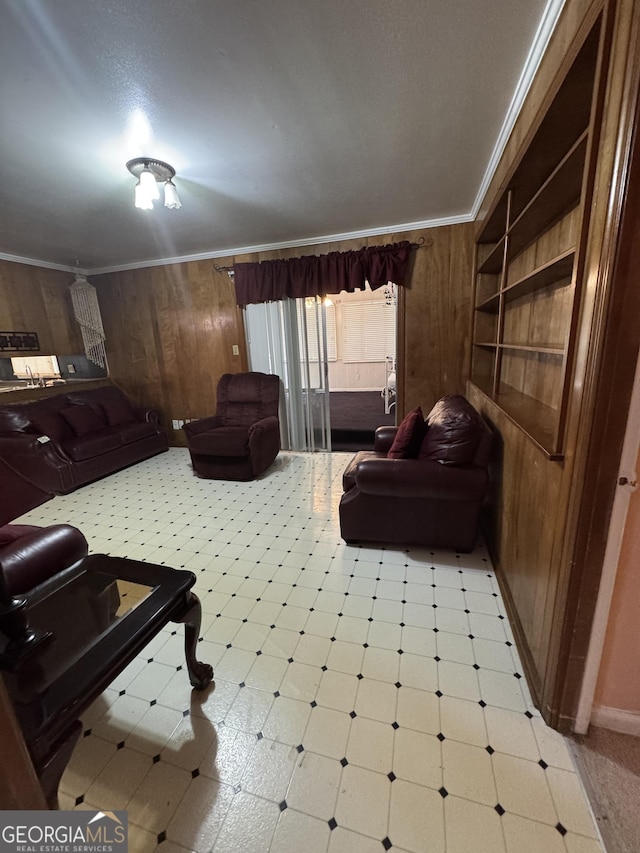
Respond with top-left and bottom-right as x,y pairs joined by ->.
0,385 -> 168,497
339,395 -> 492,552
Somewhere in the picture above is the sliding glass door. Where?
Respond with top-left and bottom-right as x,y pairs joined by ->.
244,297 -> 331,452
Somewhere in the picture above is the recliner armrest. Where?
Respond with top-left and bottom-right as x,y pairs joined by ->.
248,416 -> 279,433
183,415 -> 225,436
353,458 -> 488,501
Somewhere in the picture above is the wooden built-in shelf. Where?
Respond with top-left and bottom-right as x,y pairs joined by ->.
470,377 -> 563,460
507,132 -> 587,258
469,18 -> 599,464
476,250 -> 575,313
503,250 -> 575,302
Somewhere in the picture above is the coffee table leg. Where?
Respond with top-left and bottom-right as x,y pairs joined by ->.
175,591 -> 213,689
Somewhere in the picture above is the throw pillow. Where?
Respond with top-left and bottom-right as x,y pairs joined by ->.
60,405 -> 106,437
388,407 -> 426,459
419,395 -> 482,465
29,410 -> 74,444
101,395 -> 136,427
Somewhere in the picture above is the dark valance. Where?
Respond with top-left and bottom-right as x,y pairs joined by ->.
233,241 -> 413,307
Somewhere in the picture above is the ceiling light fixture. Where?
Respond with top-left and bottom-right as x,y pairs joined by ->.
126,157 -> 182,210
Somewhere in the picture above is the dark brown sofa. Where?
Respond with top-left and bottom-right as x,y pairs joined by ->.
0,385 -> 168,497
339,395 -> 492,552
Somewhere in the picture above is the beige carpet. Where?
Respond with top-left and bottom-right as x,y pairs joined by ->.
569,726 -> 640,852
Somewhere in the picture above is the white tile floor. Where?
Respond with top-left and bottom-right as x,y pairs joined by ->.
17,449 -> 604,853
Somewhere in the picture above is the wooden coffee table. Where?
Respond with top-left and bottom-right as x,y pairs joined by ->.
0,554 -> 213,805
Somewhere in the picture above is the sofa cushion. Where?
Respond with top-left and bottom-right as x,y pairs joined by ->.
101,394 -> 136,427
29,409 -> 75,443
188,426 -> 250,457
419,395 -> 483,465
116,421 -> 157,444
388,407 -> 426,459
61,431 -> 122,462
60,405 -> 106,436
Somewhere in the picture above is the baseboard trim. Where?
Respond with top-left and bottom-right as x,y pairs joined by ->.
591,705 -> 640,736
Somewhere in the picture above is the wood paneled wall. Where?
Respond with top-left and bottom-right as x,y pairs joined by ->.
93,224 -> 474,444
94,262 -> 247,445
0,260 -> 82,355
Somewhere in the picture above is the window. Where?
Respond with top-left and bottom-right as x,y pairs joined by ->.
300,300 -> 337,362
342,300 -> 396,363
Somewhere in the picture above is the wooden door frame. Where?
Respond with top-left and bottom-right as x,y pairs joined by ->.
542,1 -> 640,729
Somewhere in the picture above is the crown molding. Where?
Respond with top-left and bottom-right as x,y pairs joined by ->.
0,252 -> 86,275
470,0 -> 567,219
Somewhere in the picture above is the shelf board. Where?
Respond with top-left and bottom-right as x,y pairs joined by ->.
500,343 -> 565,355
475,293 -> 500,313
503,249 -> 575,303
474,342 -> 498,349
507,131 -> 588,259
477,237 -> 506,275
469,377 -> 564,460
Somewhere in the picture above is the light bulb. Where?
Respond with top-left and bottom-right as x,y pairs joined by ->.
139,166 -> 159,200
134,178 -> 154,209
164,179 -> 182,209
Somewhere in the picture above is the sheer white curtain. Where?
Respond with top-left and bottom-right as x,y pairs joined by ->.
244,297 -> 331,452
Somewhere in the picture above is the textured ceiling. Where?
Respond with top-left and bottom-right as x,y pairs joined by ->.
0,0 -> 551,272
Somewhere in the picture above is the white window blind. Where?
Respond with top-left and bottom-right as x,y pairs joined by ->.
300,301 -> 337,362
342,301 -> 396,362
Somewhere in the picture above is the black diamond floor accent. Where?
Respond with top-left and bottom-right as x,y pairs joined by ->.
191,768 -> 200,778
439,787 -> 448,798
117,741 -> 125,750
157,831 -> 167,844
486,745 -> 494,754
310,700 -> 317,708
495,804 -> 505,816
328,818 -> 337,831
153,754 -> 161,763
349,711 -> 357,718
340,757 -> 348,767
382,838 -> 392,851
387,772 -> 396,782
437,733 -> 445,742
392,721 -> 399,730
279,800 -> 287,811
556,823 -> 567,836
75,795 -> 84,806
296,744 -> 304,753
539,759 -> 548,770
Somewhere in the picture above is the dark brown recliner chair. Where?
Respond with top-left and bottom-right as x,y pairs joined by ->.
184,372 -> 281,481
339,395 -> 492,552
